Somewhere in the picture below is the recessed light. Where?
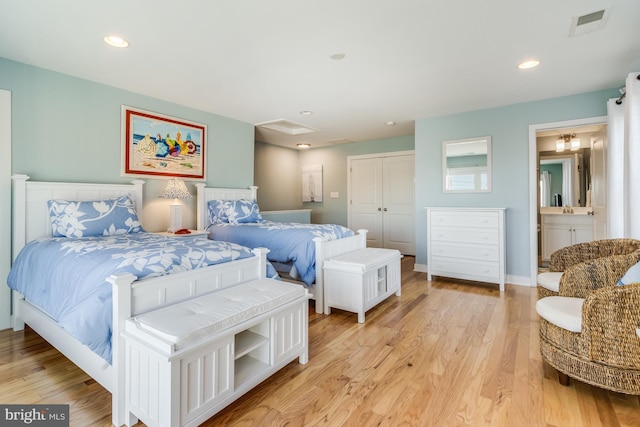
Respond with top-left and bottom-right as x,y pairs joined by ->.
297,143 -> 311,149
103,35 -> 129,48
299,110 -> 313,116
386,121 -> 396,126
518,59 -> 540,69
329,53 -> 345,60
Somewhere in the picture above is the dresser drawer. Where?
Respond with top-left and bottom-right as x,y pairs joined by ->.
430,210 -> 499,228
430,242 -> 499,262
430,257 -> 500,281
429,227 -> 499,245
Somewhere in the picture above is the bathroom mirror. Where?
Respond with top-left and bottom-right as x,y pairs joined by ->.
539,149 -> 591,208
442,136 -> 492,193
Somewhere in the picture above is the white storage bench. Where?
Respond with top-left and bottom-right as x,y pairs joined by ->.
323,248 -> 402,323
121,278 -> 310,427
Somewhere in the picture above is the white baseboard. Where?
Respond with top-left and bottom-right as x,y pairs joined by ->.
506,274 -> 534,287
412,264 -> 534,287
414,263 -> 427,273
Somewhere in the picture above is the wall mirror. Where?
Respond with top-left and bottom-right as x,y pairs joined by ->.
443,136 -> 492,193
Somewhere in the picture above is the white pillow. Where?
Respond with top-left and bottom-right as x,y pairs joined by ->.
617,261 -> 640,286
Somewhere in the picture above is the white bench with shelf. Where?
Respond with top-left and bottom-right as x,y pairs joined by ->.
323,248 -> 402,323
121,278 -> 310,427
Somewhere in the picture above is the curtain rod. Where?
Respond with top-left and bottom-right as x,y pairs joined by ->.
615,74 -> 640,105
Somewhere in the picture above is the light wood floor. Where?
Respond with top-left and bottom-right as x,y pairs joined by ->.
1,256 -> 639,427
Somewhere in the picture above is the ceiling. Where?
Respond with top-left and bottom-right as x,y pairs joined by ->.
1,0 -> 638,149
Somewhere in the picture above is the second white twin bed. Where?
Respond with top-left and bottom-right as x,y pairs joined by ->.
195,183 -> 367,314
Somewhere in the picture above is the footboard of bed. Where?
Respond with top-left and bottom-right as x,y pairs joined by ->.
11,248 -> 269,427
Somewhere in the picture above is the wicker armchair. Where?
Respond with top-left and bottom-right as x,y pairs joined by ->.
537,238 -> 640,299
537,250 -> 640,394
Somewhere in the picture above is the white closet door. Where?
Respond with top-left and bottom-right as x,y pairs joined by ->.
0,89 -> 11,330
383,155 -> 415,255
349,157 -> 383,247
348,153 -> 415,254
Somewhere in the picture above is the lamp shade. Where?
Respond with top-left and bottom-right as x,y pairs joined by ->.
159,179 -> 192,200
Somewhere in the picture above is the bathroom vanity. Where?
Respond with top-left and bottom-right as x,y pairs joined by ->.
540,207 -> 595,261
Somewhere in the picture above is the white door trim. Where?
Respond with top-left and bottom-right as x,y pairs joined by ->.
0,89 -> 11,330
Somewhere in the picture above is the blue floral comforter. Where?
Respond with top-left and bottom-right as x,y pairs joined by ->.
7,233 -> 271,363
207,221 -> 354,286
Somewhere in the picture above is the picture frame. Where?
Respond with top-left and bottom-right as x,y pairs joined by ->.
302,164 -> 323,202
121,106 -> 206,180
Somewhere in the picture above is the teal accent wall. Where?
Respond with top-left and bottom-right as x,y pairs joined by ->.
1,57 -> 254,230
415,88 -> 618,280
255,135 -> 415,226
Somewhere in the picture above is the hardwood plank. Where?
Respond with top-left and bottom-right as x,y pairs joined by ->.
1,256 -> 639,427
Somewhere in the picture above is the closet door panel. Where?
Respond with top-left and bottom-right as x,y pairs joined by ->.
349,158 -> 383,248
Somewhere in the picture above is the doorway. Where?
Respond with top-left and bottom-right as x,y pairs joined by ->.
528,116 -> 608,283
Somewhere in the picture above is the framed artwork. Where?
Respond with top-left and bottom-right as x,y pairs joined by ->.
302,164 -> 323,202
122,106 -> 206,179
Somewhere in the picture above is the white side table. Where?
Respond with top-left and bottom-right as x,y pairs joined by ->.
153,230 -> 209,238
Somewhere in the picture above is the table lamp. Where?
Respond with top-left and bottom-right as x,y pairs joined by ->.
159,178 -> 192,233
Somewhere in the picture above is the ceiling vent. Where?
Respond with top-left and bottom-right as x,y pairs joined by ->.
569,7 -> 610,37
326,138 -> 352,145
255,119 -> 318,135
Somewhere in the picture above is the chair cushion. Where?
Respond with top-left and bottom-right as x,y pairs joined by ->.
537,272 -> 563,293
133,279 -> 306,349
536,296 -> 584,333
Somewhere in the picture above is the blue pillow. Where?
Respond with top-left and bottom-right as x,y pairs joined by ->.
617,261 -> 640,286
208,199 -> 263,225
48,195 -> 144,237
208,200 -> 229,224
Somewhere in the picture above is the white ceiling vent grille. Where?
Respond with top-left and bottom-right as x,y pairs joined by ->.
255,119 -> 318,135
327,138 -> 352,145
569,7 -> 610,37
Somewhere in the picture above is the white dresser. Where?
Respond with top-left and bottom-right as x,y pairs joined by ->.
426,207 -> 506,292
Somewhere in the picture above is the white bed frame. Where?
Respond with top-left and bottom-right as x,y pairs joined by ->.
10,175 -> 269,427
195,184 -> 367,314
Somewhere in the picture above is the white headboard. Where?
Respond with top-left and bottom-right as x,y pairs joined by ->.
11,174 -> 145,261
195,184 -> 257,230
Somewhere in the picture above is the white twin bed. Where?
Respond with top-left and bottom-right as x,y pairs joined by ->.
9,175 -> 271,427
195,183 -> 367,314
8,177 -> 366,426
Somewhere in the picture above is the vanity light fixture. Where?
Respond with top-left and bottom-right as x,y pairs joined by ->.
297,143 -> 311,149
518,59 -> 540,69
103,35 -> 130,48
386,121 -> 396,126
556,133 -> 577,152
